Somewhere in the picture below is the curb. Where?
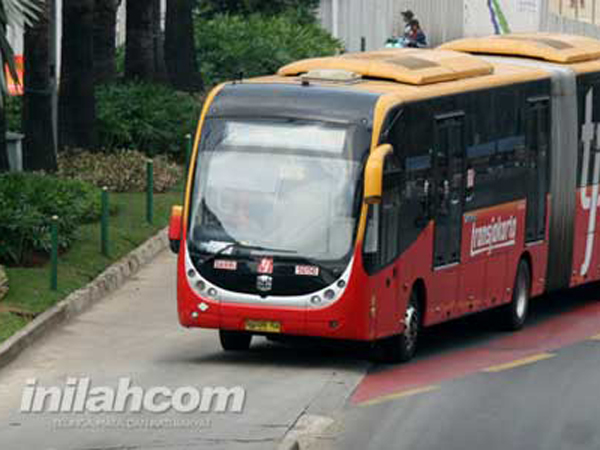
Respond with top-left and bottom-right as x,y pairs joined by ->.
278,439 -> 301,450
0,228 -> 170,371
278,414 -> 335,450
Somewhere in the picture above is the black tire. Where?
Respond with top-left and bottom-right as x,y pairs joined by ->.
499,260 -> 531,331
219,330 -> 252,351
373,290 -> 421,363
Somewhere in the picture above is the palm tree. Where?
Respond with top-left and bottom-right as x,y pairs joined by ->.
125,0 -> 155,81
23,0 -> 56,171
152,0 -> 167,83
0,0 -> 42,172
59,0 -> 96,149
94,0 -> 119,85
165,0 -> 202,92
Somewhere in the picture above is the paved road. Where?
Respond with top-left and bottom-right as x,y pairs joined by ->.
2,250 -> 600,450
308,286 -> 600,450
0,252 -> 368,450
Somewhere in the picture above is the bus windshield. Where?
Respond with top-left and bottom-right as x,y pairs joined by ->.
188,119 -> 363,264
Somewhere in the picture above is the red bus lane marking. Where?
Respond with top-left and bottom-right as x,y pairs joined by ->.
352,299 -> 600,405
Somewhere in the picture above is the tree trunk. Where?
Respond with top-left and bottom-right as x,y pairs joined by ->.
125,0 -> 155,81
23,0 -> 57,171
152,0 -> 168,83
165,0 -> 202,92
59,0 -> 96,149
93,0 -> 118,85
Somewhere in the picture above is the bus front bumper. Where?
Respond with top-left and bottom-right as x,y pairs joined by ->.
177,295 -> 369,341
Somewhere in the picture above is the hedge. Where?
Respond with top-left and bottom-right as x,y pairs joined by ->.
0,173 -> 102,266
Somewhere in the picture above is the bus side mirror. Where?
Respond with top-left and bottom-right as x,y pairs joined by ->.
169,205 -> 183,254
364,144 -> 393,205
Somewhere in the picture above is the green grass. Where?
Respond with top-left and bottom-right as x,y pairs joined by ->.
0,188 -> 183,343
0,312 -> 28,342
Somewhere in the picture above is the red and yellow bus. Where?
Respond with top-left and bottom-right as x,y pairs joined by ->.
169,33 -> 600,362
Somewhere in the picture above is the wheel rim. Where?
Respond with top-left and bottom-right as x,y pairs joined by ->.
403,301 -> 419,352
515,272 -> 528,319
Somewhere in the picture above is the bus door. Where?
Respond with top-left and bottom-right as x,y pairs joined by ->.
433,112 -> 466,267
525,97 -> 550,243
432,112 -> 465,316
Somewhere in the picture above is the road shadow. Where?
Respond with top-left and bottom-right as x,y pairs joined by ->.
370,281 -> 600,373
165,334 -> 370,372
164,282 -> 600,371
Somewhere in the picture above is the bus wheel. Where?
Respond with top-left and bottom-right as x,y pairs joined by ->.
219,330 -> 252,351
500,260 -> 531,331
374,290 -> 421,363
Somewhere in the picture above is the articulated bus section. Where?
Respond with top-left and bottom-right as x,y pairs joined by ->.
170,33 -> 600,362
442,34 -> 600,291
573,83 -> 600,286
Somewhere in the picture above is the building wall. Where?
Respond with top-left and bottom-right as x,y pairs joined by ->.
464,0 -> 542,36
318,0 -> 464,52
541,0 -> 600,38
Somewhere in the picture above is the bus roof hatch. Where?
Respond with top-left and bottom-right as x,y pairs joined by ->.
278,49 -> 493,86
440,33 -> 600,64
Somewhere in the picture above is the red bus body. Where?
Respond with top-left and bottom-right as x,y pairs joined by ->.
173,35 -> 600,352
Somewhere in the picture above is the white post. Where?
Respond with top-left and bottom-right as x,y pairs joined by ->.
332,0 -> 339,38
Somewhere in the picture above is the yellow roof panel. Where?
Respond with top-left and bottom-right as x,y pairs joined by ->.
277,49 -> 493,85
440,33 -> 600,63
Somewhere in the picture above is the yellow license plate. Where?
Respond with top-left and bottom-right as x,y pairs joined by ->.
245,320 -> 281,333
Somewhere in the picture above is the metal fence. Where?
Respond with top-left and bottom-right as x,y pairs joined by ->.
318,0 -> 464,52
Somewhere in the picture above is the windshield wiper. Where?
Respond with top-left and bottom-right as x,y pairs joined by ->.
198,242 -> 297,268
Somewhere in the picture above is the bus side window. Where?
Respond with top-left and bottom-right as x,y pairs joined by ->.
379,155 -> 403,268
405,154 -> 433,225
466,141 -> 495,209
363,154 -> 402,273
388,104 -> 434,257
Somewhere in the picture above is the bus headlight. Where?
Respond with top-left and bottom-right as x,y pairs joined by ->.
324,289 -> 336,301
196,280 -> 206,291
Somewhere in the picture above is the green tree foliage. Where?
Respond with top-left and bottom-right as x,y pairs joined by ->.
96,82 -> 201,158
198,0 -> 320,24
195,13 -> 342,87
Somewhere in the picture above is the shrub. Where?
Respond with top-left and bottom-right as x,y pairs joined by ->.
96,82 -> 202,158
195,13 -> 342,87
58,149 -> 182,193
0,173 -> 102,265
0,265 -> 7,300
6,95 -> 22,133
